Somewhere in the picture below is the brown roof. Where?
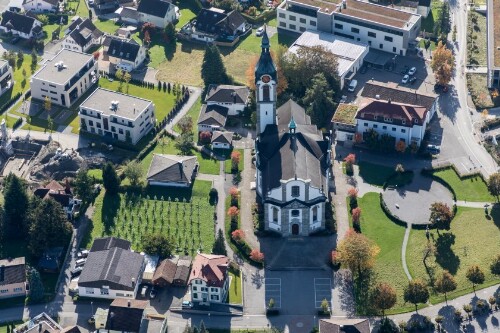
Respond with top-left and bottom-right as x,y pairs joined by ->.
356,98 -> 427,126
337,0 -> 415,28
189,253 -> 229,288
0,257 -> 26,285
319,318 -> 370,333
211,131 -> 233,145
152,258 -> 177,284
106,299 -> 147,332
289,0 -> 341,13
361,81 -> 437,111
197,104 -> 228,127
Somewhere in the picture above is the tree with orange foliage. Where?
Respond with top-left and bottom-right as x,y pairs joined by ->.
336,228 -> 380,276
344,153 -> 356,164
245,47 -> 288,95
351,207 -> 361,224
231,229 -> 245,243
354,132 -> 363,144
395,140 -> 406,153
229,187 -> 239,199
227,206 -> 239,218
347,187 -> 358,199
92,51 -> 100,60
250,249 -> 264,263
231,151 -> 241,171
431,41 -> 455,86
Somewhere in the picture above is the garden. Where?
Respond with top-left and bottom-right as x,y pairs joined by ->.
467,11 -> 487,66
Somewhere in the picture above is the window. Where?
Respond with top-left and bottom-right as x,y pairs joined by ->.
41,88 -> 48,92
201,287 -> 208,292
299,27 -> 306,32
368,31 -> 376,38
211,287 -> 218,292
13,287 -> 23,292
401,120 -> 406,125
291,210 -> 300,217
195,280 -> 202,285
262,85 -> 270,101
289,15 -> 296,21
289,24 -> 296,30
310,20 -> 316,26
85,288 -> 94,294
384,36 -> 393,42
379,44 -> 383,49
279,13 -> 285,18
193,286 -> 197,291
291,186 -> 300,197
373,124 -> 378,128
393,47 -> 397,53
414,119 -> 419,124
384,117 -> 392,122
100,288 -> 109,295
272,206 -> 279,222
89,120 -> 93,126
392,127 -> 396,131
335,23 -> 343,29
0,289 -> 8,294
401,129 -> 406,133
96,123 -> 101,128
300,18 -> 306,23
382,126 -> 387,130
351,27 -> 360,33
312,206 -> 318,221
364,122 -> 368,127
279,22 -> 286,27
119,128 -> 123,134
111,126 -> 116,132
193,293 -> 198,299
210,295 -> 219,300
368,41 -> 372,46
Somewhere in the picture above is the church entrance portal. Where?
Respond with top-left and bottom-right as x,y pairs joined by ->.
292,223 -> 299,235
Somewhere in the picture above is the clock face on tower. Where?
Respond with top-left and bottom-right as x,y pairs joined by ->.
262,75 -> 271,83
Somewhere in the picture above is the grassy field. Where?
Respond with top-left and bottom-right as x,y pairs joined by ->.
174,96 -> 201,142
88,168 -> 103,182
406,207 -> 500,305
357,161 -> 396,187
432,168 -> 494,202
0,55 -> 35,109
467,12 -> 487,66
228,271 -> 243,304
94,18 -> 121,34
85,180 -> 216,254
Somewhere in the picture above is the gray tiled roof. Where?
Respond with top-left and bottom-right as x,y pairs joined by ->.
211,131 -> 233,145
0,257 -> 26,285
90,237 -> 131,252
146,154 -> 198,185
137,0 -> 172,18
67,18 -> 102,47
205,85 -> 250,104
197,104 -> 228,127
106,299 -> 147,332
32,49 -> 94,85
108,38 -> 140,62
0,11 -> 37,35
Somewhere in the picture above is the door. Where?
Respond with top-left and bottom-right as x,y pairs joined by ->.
292,223 -> 299,235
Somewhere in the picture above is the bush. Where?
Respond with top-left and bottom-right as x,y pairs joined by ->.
377,318 -> 398,333
12,117 -> 22,129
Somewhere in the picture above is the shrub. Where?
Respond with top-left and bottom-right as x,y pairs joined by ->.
231,229 -> 245,243
249,249 -> 264,263
199,131 -> 212,144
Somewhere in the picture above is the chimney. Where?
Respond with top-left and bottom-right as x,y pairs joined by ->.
375,94 -> 380,100
128,300 -> 131,307
388,98 -> 391,104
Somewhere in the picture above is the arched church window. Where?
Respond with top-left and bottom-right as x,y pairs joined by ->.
262,85 -> 270,102
291,210 -> 300,217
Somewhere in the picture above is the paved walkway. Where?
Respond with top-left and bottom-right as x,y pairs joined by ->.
456,200 -> 493,208
401,225 -> 412,280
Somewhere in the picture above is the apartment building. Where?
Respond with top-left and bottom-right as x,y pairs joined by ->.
79,88 -> 155,145
277,0 -> 421,55
30,49 -> 98,107
0,60 -> 13,97
188,254 -> 229,305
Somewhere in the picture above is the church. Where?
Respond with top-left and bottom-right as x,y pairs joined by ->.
254,29 -> 332,237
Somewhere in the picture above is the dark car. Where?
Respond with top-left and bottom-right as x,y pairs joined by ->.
71,266 -> 83,278
426,144 -> 441,155
400,66 -> 409,75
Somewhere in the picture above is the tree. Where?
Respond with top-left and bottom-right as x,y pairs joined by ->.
347,187 -> 358,199
429,202 -> 453,232
231,229 -> 245,243
227,206 -> 239,219
74,169 -> 93,204
403,279 -> 429,313
302,73 -> 334,127
142,233 -> 175,258
115,68 -> 124,92
231,151 -> 241,171
336,229 -> 380,276
435,270 -> 457,304
488,172 -> 500,201
430,41 -> 455,86
27,266 -> 45,303
175,133 -> 194,155
164,22 -> 176,44
47,115 -> 53,133
212,229 -> 227,255
27,196 -> 73,255
490,254 -> 500,276
201,44 -> 229,90
37,14 -> 49,25
395,140 -> 406,153
250,249 -> 264,263
44,96 -> 51,112
123,72 -> 131,94
199,131 -> 212,144
93,51 -> 100,60
371,282 -> 397,317
344,153 -> 356,165
320,298 -> 330,314
3,173 -> 29,238
351,207 -> 361,224
102,162 -> 121,195
466,265 -> 485,294
124,161 -> 143,187
177,116 -> 193,135
213,0 -> 240,11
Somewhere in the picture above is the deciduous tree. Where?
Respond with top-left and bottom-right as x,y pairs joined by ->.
435,270 -> 457,304
371,282 -> 397,317
227,206 -> 239,219
490,254 -> 500,276
102,162 -> 121,195
44,96 -> 51,112
124,161 -> 143,188
199,131 -> 212,144
488,172 -> 500,201
231,151 -> 241,171
250,249 -> 264,263
336,228 -> 380,276
74,169 -> 93,204
351,207 -> 361,224
142,233 -> 175,258
429,202 -> 453,232
430,42 -> 455,86
466,265 -> 485,294
231,229 -> 245,243
175,133 -> 194,155
177,116 -> 193,135
302,73 -> 334,127
395,140 -> 406,153
403,279 -> 429,313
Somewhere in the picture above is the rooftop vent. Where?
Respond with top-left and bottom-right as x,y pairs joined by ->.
54,61 -> 67,70
110,100 -> 119,111
375,94 -> 380,99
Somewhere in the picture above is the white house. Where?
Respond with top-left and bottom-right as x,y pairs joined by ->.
277,0 -> 421,56
22,0 -> 58,13
136,0 -> 176,29
211,131 -> 233,150
106,37 -> 147,71
0,60 -> 13,98
205,84 -> 250,116
197,104 -> 228,133
78,237 -> 145,300
79,88 -> 155,145
146,154 -> 198,187
0,11 -> 43,39
62,18 -> 103,53
0,257 -> 27,299
30,49 -> 98,107
188,254 -> 229,305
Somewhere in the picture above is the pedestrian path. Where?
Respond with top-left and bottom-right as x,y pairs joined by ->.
455,200 -> 493,208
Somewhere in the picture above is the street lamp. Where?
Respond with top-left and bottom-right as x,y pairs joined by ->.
91,301 -> 94,316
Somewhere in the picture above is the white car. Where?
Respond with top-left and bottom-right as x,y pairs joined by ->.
255,27 -> 265,37
402,75 -> 410,84
408,67 -> 417,76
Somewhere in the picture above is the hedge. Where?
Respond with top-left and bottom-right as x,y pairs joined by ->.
378,193 -> 408,228
12,117 -> 22,129
0,91 -> 21,114
240,9 -> 276,24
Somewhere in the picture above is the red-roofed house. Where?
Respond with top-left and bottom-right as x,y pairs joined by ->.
188,253 -> 229,304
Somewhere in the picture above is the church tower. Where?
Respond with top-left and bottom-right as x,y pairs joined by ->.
255,27 -> 277,135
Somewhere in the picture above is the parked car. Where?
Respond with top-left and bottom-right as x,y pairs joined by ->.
141,285 -> 148,297
75,258 -> 87,267
401,75 -> 410,84
182,300 -> 193,308
255,27 -> 265,36
150,288 -> 157,299
408,67 -> 417,76
347,79 -> 358,92
71,266 -> 83,278
400,65 -> 409,75
88,0 -> 94,5
426,144 -> 441,154
409,76 -> 417,84
77,250 -> 89,258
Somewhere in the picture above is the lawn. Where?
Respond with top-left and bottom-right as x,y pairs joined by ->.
174,96 -> 201,142
85,180 -> 216,254
223,148 -> 244,174
228,271 -> 243,304
357,161 -> 395,187
0,55 -> 35,109
467,12 -> 487,66
406,207 -> 500,305
88,168 -> 103,182
355,192 -> 412,314
42,24 -> 61,43
0,322 -> 23,332
467,73 -> 499,109
177,0 -> 198,28
432,167 -> 494,202
3,114 -> 20,128
76,0 -> 90,18
94,18 -> 121,34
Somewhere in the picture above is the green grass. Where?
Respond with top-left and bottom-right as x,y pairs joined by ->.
357,161 -> 395,187
421,0 -> 442,33
177,8 -> 197,28
88,168 -> 103,182
0,321 -> 23,332
85,180 -> 215,253
42,24 -> 60,43
174,96 -> 201,142
0,55 -> 35,110
467,12 -> 487,66
406,207 -> 500,305
432,168 -> 494,202
228,271 -> 243,304
2,114 -> 20,128
93,18 -> 121,34
76,0 -> 90,18
418,39 -> 437,51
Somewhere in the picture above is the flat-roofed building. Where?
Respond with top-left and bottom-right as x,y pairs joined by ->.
30,49 -> 98,107
0,60 -> 13,98
79,88 -> 155,145
487,0 -> 500,87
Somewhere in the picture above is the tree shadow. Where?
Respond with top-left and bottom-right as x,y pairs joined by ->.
353,269 -> 377,315
102,193 -> 120,234
435,232 -> 460,274
164,42 -> 177,61
438,305 -> 462,332
490,203 -> 500,230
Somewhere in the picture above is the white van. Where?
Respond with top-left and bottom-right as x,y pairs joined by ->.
348,80 -> 358,92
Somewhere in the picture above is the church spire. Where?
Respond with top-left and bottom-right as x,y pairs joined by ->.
261,26 -> 270,51
255,26 -> 277,84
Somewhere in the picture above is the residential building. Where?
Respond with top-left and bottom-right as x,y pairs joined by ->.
487,0 -> 500,87
146,154 -> 198,187
331,103 -> 358,144
319,318 -> 370,333
136,0 -> 176,28
188,253 -> 229,304
78,237 -> 145,299
288,30 -> 368,89
22,0 -> 58,13
277,0 -> 421,55
13,313 -> 62,333
0,11 -> 43,39
211,131 -> 233,150
106,37 -> 147,71
141,254 -> 159,284
104,299 -> 148,333
0,257 -> 27,299
197,104 -> 228,132
62,18 -> 103,53
205,84 -> 250,115
33,179 -> 81,220
0,60 -> 13,98
255,30 -> 331,236
152,255 -> 192,287
79,88 -> 155,145
31,49 -> 98,107
116,7 -> 140,25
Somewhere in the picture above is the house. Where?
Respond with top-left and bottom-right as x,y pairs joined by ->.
95,0 -> 119,13
79,88 -> 155,145
0,257 -> 27,299
188,253 -> 229,304
62,18 -> 103,53
0,60 -> 13,98
255,30 -> 332,236
152,255 -> 192,287
197,104 -> 228,132
106,37 -> 147,71
116,7 -> 140,25
211,131 -> 233,150
146,154 -> 198,187
136,0 -> 176,29
277,0 -> 421,56
30,49 -> 98,107
105,299 -> 148,333
78,237 -> 145,299
22,0 -> 58,13
38,247 -> 64,272
205,84 -> 250,115
332,103 -> 358,144
33,180 -> 81,220
141,254 -> 159,284
487,0 -> 500,87
13,313 -> 63,333
319,318 -> 370,333
288,30 -> 369,89
0,11 -> 43,39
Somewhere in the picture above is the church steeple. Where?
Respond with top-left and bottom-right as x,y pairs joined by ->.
255,26 -> 277,84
